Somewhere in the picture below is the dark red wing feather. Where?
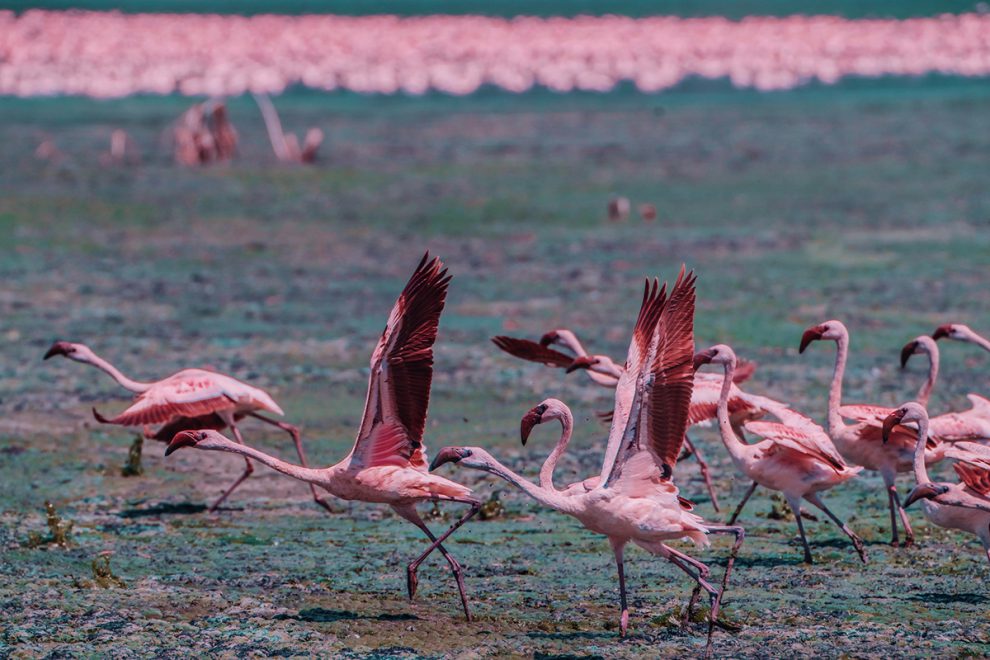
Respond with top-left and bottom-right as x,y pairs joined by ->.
955,463 -> 990,496
491,336 -> 574,368
733,359 -> 757,384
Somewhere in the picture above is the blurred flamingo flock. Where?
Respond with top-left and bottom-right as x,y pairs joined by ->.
1,10 -> 989,98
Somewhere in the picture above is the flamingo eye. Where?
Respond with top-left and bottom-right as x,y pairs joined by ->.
198,432 -> 207,440
535,404 -> 548,415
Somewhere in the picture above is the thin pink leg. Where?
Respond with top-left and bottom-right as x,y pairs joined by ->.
609,538 -> 630,636
684,435 -> 720,512
249,412 -> 333,512
209,422 -> 253,511
728,481 -> 758,525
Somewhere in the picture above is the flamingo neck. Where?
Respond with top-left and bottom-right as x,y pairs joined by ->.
916,349 -> 939,407
202,438 -> 335,490
716,362 -> 751,463
479,458 -> 579,514
965,331 -> 990,353
912,417 -> 931,485
86,352 -> 153,392
556,330 -> 588,357
539,413 -> 574,491
827,335 -> 849,436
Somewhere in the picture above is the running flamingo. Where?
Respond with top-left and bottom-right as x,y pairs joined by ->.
434,270 -> 744,654
43,341 -> 327,512
694,344 -> 866,563
165,254 -> 480,619
799,320 -> 952,546
493,328 -> 776,512
882,403 -> 990,563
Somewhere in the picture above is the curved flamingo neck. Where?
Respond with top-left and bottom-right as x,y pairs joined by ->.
912,416 -> 932,484
964,330 -> 990,353
555,329 -> 588,357
85,351 -> 153,392
479,457 -> 579,514
715,361 -> 751,463
827,334 -> 849,436
201,438 -> 336,490
915,348 -> 939,407
538,412 -> 574,491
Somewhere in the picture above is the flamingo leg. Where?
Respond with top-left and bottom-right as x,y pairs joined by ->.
684,435 -> 720,512
804,493 -> 867,563
891,487 -> 914,547
665,553 -> 721,659
248,412 -> 333,513
787,495 -> 814,564
700,524 -> 746,618
609,538 -> 630,636
208,421 -> 254,512
728,481 -> 758,525
403,499 -> 480,616
886,484 -> 901,546
883,472 -> 914,547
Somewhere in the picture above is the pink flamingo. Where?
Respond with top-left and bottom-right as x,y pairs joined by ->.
694,343 -> 866,563
493,328 -> 775,512
43,340 -> 327,512
434,270 -> 744,654
933,323 -> 990,353
799,320 -> 953,546
165,254 -> 480,619
882,403 -> 990,563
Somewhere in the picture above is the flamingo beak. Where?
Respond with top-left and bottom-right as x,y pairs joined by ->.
881,409 -> 906,444
566,356 -> 597,373
692,349 -> 715,371
904,482 -> 949,508
539,331 -> 559,347
429,447 -> 472,471
43,341 -> 71,360
932,325 -> 952,340
165,430 -> 201,456
799,325 -> 825,354
520,406 -> 546,445
900,340 -> 919,368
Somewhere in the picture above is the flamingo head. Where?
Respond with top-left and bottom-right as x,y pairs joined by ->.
932,323 -> 970,341
520,398 -> 569,445
692,344 -> 736,371
799,320 -> 846,353
166,429 -> 228,456
900,335 -> 936,368
43,341 -> 92,363
904,482 -> 950,508
881,401 -> 927,444
429,446 -> 497,473
539,330 -> 560,347
565,355 -> 598,373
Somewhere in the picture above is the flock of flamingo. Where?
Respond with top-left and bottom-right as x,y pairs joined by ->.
42,253 -> 990,655
4,12 -> 990,98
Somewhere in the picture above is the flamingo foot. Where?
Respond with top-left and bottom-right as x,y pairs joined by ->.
619,610 -> 629,637
851,533 -> 868,563
406,564 -> 419,600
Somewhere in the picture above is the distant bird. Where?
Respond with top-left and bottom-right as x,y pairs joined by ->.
695,343 -> 866,563
933,323 -> 990,353
883,403 -> 990,564
493,326 -> 777,512
607,196 -> 630,222
434,270 -> 744,655
165,254 -> 480,620
799,320 -> 952,546
43,341 -> 326,512
638,203 -> 657,222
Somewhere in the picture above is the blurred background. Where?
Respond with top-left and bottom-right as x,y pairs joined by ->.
1,1 -> 989,657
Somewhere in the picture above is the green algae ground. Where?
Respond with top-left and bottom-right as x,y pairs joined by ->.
1,80 -> 989,657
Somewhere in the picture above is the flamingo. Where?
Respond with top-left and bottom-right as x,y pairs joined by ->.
433,269 -> 744,654
694,344 -> 866,563
799,320 -> 953,546
882,403 -> 990,564
838,335 -> 990,442
164,254 -> 480,619
493,327 -> 777,512
933,323 -> 990,353
43,341 -> 327,512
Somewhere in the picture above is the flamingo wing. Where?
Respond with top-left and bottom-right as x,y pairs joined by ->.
744,419 -> 847,470
349,254 -> 451,472
732,359 -> 758,384
954,463 -> 990,497
597,275 -> 668,483
491,336 -> 574,368
839,404 -> 894,426
94,373 -> 238,427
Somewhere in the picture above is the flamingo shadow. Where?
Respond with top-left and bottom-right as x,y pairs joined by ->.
118,502 -> 208,518
908,592 -> 987,605
277,608 -> 420,623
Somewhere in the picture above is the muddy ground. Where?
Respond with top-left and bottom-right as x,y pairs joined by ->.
1,80 -> 989,657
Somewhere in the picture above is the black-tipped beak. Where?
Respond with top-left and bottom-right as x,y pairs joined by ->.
799,326 -> 824,354
904,482 -> 949,508
43,342 -> 71,360
900,340 -> 919,368
882,409 -> 906,444
520,407 -> 545,445
430,447 -> 471,471
165,430 -> 200,456
932,325 -> 951,341
539,331 -> 558,348
693,349 -> 715,371
566,356 -> 597,374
